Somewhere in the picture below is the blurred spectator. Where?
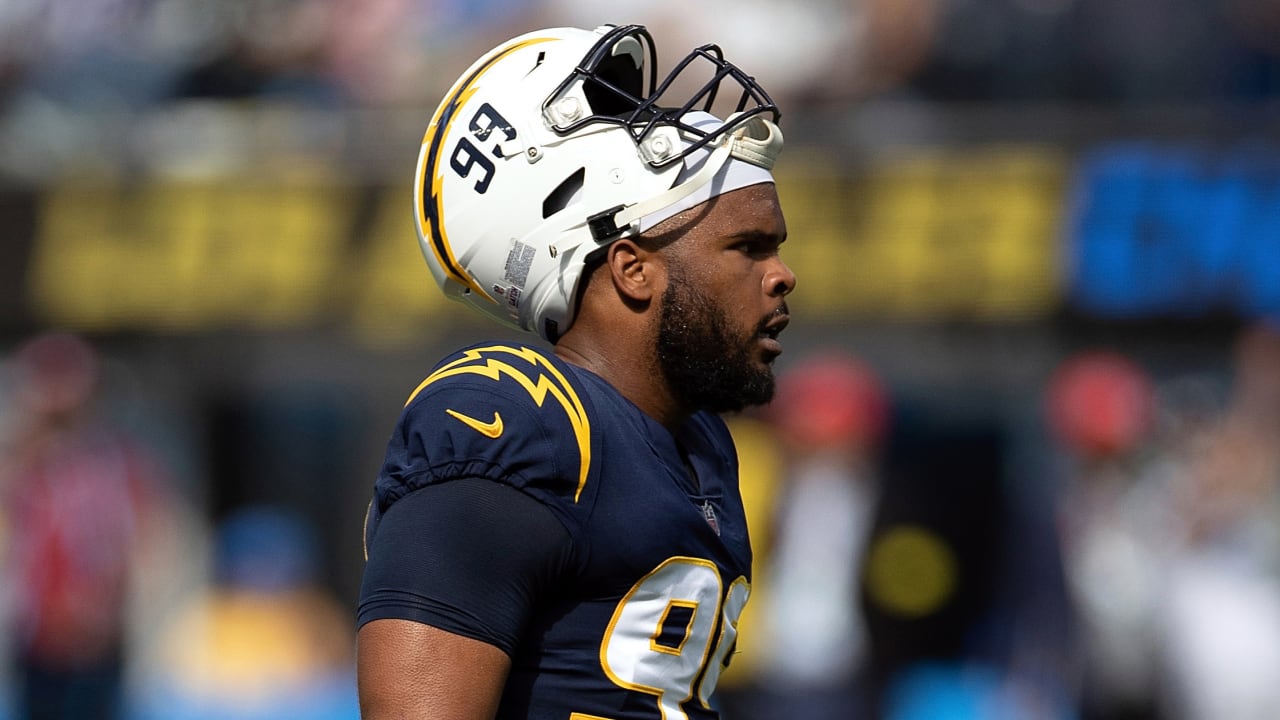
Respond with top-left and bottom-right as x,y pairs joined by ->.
851,0 -> 941,98
321,0 -> 423,105
1045,332 -> 1280,720
1157,321 -> 1280,720
132,505 -> 358,720
1046,349 -> 1156,459
1045,349 -> 1170,720
539,0 -> 868,108
720,351 -> 890,720
0,332 -> 175,720
165,0 -> 344,107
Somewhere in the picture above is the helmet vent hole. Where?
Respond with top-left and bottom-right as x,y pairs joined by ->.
542,167 -> 585,218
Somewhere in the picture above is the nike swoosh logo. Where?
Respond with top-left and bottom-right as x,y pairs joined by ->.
446,409 -> 504,439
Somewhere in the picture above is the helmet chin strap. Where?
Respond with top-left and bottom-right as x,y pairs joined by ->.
613,143 -> 733,233
587,143 -> 733,241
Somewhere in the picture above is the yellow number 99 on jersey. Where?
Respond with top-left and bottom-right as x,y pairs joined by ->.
598,557 -> 750,719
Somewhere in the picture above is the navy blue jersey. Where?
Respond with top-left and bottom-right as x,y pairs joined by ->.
360,342 -> 752,720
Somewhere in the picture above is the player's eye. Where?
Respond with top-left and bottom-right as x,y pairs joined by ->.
733,239 -> 774,258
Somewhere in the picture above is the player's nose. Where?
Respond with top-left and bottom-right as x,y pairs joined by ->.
764,257 -> 796,298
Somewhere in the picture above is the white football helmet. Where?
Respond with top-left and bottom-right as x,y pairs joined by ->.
413,23 -> 784,341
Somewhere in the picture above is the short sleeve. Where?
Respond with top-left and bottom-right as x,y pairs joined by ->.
358,477 -> 574,656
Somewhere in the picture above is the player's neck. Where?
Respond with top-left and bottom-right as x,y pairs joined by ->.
554,335 -> 690,432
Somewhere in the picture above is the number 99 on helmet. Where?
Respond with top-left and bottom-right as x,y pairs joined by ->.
414,23 -> 783,342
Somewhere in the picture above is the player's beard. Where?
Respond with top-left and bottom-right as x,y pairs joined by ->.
656,269 -> 778,414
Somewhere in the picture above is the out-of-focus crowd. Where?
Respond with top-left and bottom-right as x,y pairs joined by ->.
719,320 -> 1280,720
0,333 -> 359,720
2,0 -> 1280,180
1,0 -> 1276,109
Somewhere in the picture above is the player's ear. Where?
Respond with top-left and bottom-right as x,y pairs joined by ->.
606,237 -> 662,303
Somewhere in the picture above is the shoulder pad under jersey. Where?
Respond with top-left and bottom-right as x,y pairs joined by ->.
376,342 -> 595,507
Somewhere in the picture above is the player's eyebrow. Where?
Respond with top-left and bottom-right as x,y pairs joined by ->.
726,229 -> 786,245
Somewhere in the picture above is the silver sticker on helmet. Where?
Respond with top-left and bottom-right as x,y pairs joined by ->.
503,240 -> 537,295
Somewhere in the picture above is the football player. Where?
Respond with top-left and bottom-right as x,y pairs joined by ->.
357,23 -> 796,720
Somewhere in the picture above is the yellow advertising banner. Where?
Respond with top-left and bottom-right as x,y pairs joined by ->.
26,147 -> 1068,340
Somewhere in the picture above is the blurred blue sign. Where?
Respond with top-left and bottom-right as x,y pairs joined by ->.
1068,143 -> 1280,318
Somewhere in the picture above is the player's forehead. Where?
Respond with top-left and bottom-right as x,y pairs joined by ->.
700,183 -> 786,239
654,183 -> 785,238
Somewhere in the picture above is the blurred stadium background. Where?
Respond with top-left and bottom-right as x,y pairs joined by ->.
1,1 -> 1278,718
